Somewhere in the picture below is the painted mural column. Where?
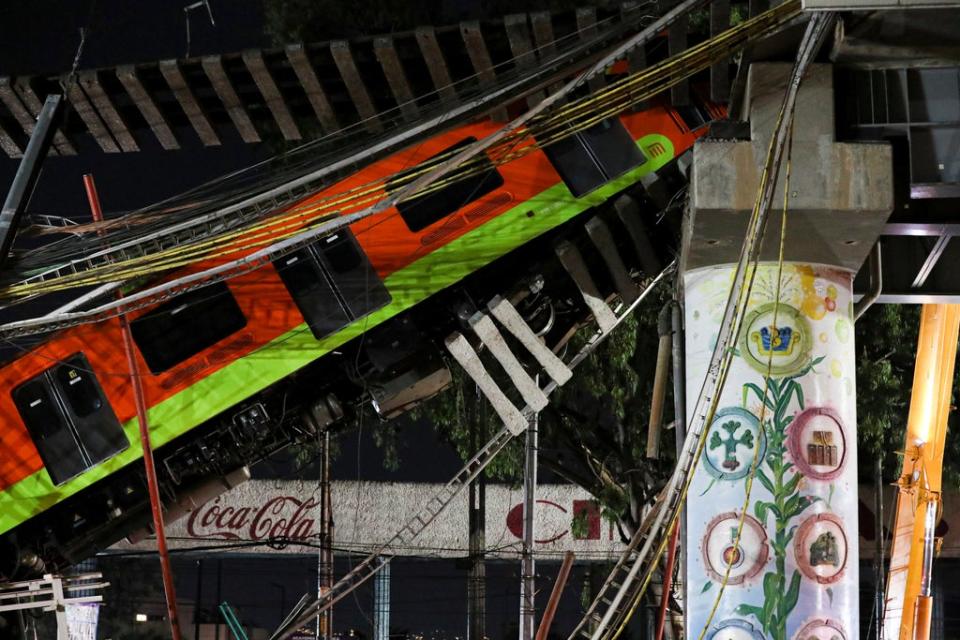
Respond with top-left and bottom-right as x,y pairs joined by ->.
681,63 -> 894,640
684,263 -> 858,640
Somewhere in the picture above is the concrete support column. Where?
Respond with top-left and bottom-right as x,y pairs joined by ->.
681,63 -> 893,640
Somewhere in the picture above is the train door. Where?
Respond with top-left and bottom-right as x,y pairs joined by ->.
12,353 -> 128,485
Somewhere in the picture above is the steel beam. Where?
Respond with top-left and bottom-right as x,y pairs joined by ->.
912,233 -> 951,289
242,49 -> 301,141
0,122 -> 21,158
853,232 -> 960,303
0,95 -> 62,268
285,44 -> 340,133
116,65 -> 180,150
330,40 -> 382,132
373,37 -> 420,121
202,55 -> 261,143
13,78 -> 75,154
78,71 -> 139,152
159,59 -> 221,146
415,26 -> 457,103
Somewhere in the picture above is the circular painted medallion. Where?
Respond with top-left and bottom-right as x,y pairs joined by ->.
794,513 -> 848,584
701,512 -> 769,585
738,302 -> 812,376
706,619 -> 766,640
704,407 -> 766,481
787,407 -> 847,481
791,618 -> 847,640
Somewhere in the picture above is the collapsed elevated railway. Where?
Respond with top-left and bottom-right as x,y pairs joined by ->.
0,2 -> 882,639
0,57 -> 720,583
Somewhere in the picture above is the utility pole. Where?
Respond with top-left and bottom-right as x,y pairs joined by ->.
83,175 -> 182,640
874,456 -> 884,640
519,404 -> 538,640
468,389 -> 486,640
317,430 -> 333,639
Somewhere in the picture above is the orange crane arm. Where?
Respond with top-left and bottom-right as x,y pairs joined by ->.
883,304 -> 960,640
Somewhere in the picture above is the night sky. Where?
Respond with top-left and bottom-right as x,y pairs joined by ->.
0,3 -> 602,638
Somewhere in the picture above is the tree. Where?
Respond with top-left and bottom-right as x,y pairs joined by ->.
855,302 -> 960,489
854,303 -> 920,484
409,284 -> 676,540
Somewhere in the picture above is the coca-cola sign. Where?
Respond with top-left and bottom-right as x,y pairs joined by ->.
186,495 -> 319,541
116,480 -> 628,559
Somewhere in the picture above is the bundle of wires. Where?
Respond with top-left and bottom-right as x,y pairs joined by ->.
0,0 -> 800,310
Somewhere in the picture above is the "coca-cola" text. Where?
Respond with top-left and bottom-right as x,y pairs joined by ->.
186,495 -> 319,541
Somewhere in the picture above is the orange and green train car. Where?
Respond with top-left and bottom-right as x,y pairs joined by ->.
0,99 -> 713,577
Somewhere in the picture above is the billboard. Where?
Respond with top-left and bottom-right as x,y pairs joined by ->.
114,480 -> 627,560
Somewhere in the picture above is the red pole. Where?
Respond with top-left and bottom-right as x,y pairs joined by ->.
655,522 -> 680,640
534,551 -> 575,640
83,175 -> 183,640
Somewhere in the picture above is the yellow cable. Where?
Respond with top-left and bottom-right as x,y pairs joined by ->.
1,1 -> 801,303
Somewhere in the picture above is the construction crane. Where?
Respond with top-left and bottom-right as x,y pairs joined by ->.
883,304 -> 960,640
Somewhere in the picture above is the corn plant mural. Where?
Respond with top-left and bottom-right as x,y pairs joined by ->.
729,358 -> 824,640
686,264 -> 859,640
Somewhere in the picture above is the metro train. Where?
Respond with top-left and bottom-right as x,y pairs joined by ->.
0,96 -> 716,578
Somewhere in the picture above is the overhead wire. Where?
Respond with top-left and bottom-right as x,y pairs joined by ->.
566,10 -> 832,640
8,3 -> 659,277
0,0 -> 802,325
694,116 -> 794,640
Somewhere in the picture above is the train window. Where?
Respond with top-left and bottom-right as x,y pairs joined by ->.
53,355 -> 128,466
131,281 -> 247,374
12,353 -> 127,485
388,137 -> 505,232
541,116 -> 646,198
274,229 -> 391,340
322,233 -> 362,273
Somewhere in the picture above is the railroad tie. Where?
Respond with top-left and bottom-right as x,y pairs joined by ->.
444,332 -> 528,435
467,311 -> 548,411
486,295 -> 572,386
554,240 -> 617,333
585,217 -> 640,306
614,195 -> 662,276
